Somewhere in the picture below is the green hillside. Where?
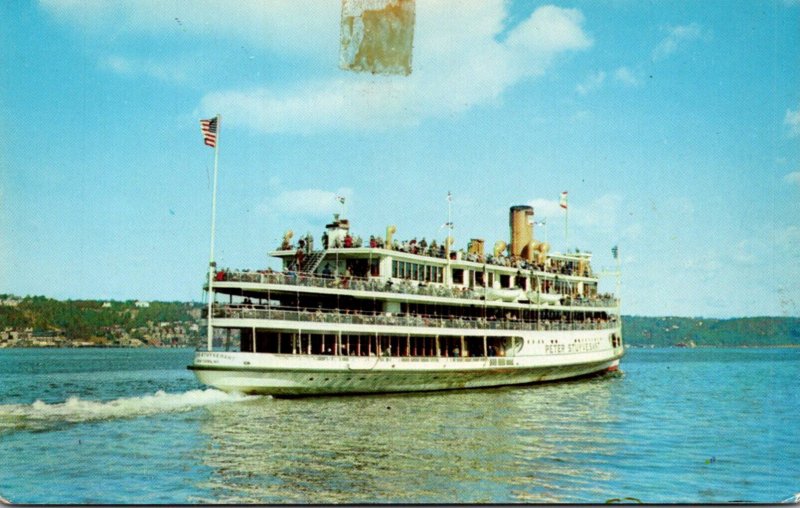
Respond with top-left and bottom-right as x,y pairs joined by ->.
0,295 -> 202,343
622,315 -> 800,347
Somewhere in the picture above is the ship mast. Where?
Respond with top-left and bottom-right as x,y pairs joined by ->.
205,114 -> 221,352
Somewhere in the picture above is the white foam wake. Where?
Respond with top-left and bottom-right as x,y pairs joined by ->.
0,389 -> 256,427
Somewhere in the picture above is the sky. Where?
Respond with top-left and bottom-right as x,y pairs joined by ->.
2,0 -> 799,318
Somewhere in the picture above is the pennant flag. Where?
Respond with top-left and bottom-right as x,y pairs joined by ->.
612,245 -> 619,259
336,195 -> 346,204
447,191 -> 452,202
559,191 -> 568,209
200,117 -> 218,147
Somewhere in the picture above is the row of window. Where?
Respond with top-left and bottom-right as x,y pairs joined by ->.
392,260 -> 445,283
391,260 -> 597,294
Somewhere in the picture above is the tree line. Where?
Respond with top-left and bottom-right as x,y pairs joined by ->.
622,315 -> 800,347
0,295 -> 202,341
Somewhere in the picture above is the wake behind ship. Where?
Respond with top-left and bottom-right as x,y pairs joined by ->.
188,205 -> 623,396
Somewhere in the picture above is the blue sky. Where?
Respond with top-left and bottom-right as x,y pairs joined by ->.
2,0 -> 799,318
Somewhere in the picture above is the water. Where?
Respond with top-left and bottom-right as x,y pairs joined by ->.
0,347 -> 797,504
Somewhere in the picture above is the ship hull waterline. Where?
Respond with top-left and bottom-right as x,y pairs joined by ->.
188,353 -> 623,397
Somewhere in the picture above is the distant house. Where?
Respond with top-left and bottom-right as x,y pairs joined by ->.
135,301 -> 150,308
102,302 -> 112,308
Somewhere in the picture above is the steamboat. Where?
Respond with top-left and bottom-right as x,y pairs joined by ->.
188,205 -> 623,396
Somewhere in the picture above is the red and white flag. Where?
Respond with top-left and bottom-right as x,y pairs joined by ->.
200,117 -> 218,148
559,191 -> 568,209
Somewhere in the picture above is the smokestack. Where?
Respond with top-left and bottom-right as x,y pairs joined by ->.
509,205 -> 534,260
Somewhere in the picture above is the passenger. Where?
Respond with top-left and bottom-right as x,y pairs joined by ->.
322,263 -> 332,278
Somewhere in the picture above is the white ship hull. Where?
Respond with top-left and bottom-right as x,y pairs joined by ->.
189,327 -> 624,396
190,355 -> 620,396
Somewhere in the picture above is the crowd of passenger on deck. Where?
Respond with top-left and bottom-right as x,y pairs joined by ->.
214,267 -> 617,308
212,301 -> 617,333
278,231 -> 592,278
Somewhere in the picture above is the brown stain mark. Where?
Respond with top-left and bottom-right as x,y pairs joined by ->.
340,0 -> 415,76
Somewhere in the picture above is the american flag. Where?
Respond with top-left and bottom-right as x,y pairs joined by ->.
200,117 -> 218,147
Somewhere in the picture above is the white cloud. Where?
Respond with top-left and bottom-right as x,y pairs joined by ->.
38,0 -> 339,57
41,1 -> 594,134
651,23 -> 705,61
527,198 -> 564,219
784,171 -> 800,186
263,187 -> 353,217
101,55 -> 189,84
576,71 -> 606,95
527,193 -> 622,233
201,3 -> 593,133
785,107 -> 800,138
613,66 -> 640,87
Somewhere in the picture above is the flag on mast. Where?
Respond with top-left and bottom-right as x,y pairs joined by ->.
612,245 -> 619,259
559,191 -> 568,209
200,117 -> 218,147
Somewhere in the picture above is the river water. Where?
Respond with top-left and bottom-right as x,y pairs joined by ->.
0,347 -> 797,504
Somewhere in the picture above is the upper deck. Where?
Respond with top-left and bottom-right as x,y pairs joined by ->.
207,206 -> 619,316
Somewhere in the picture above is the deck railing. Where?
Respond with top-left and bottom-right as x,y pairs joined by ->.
209,304 -> 618,333
212,270 -> 618,309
